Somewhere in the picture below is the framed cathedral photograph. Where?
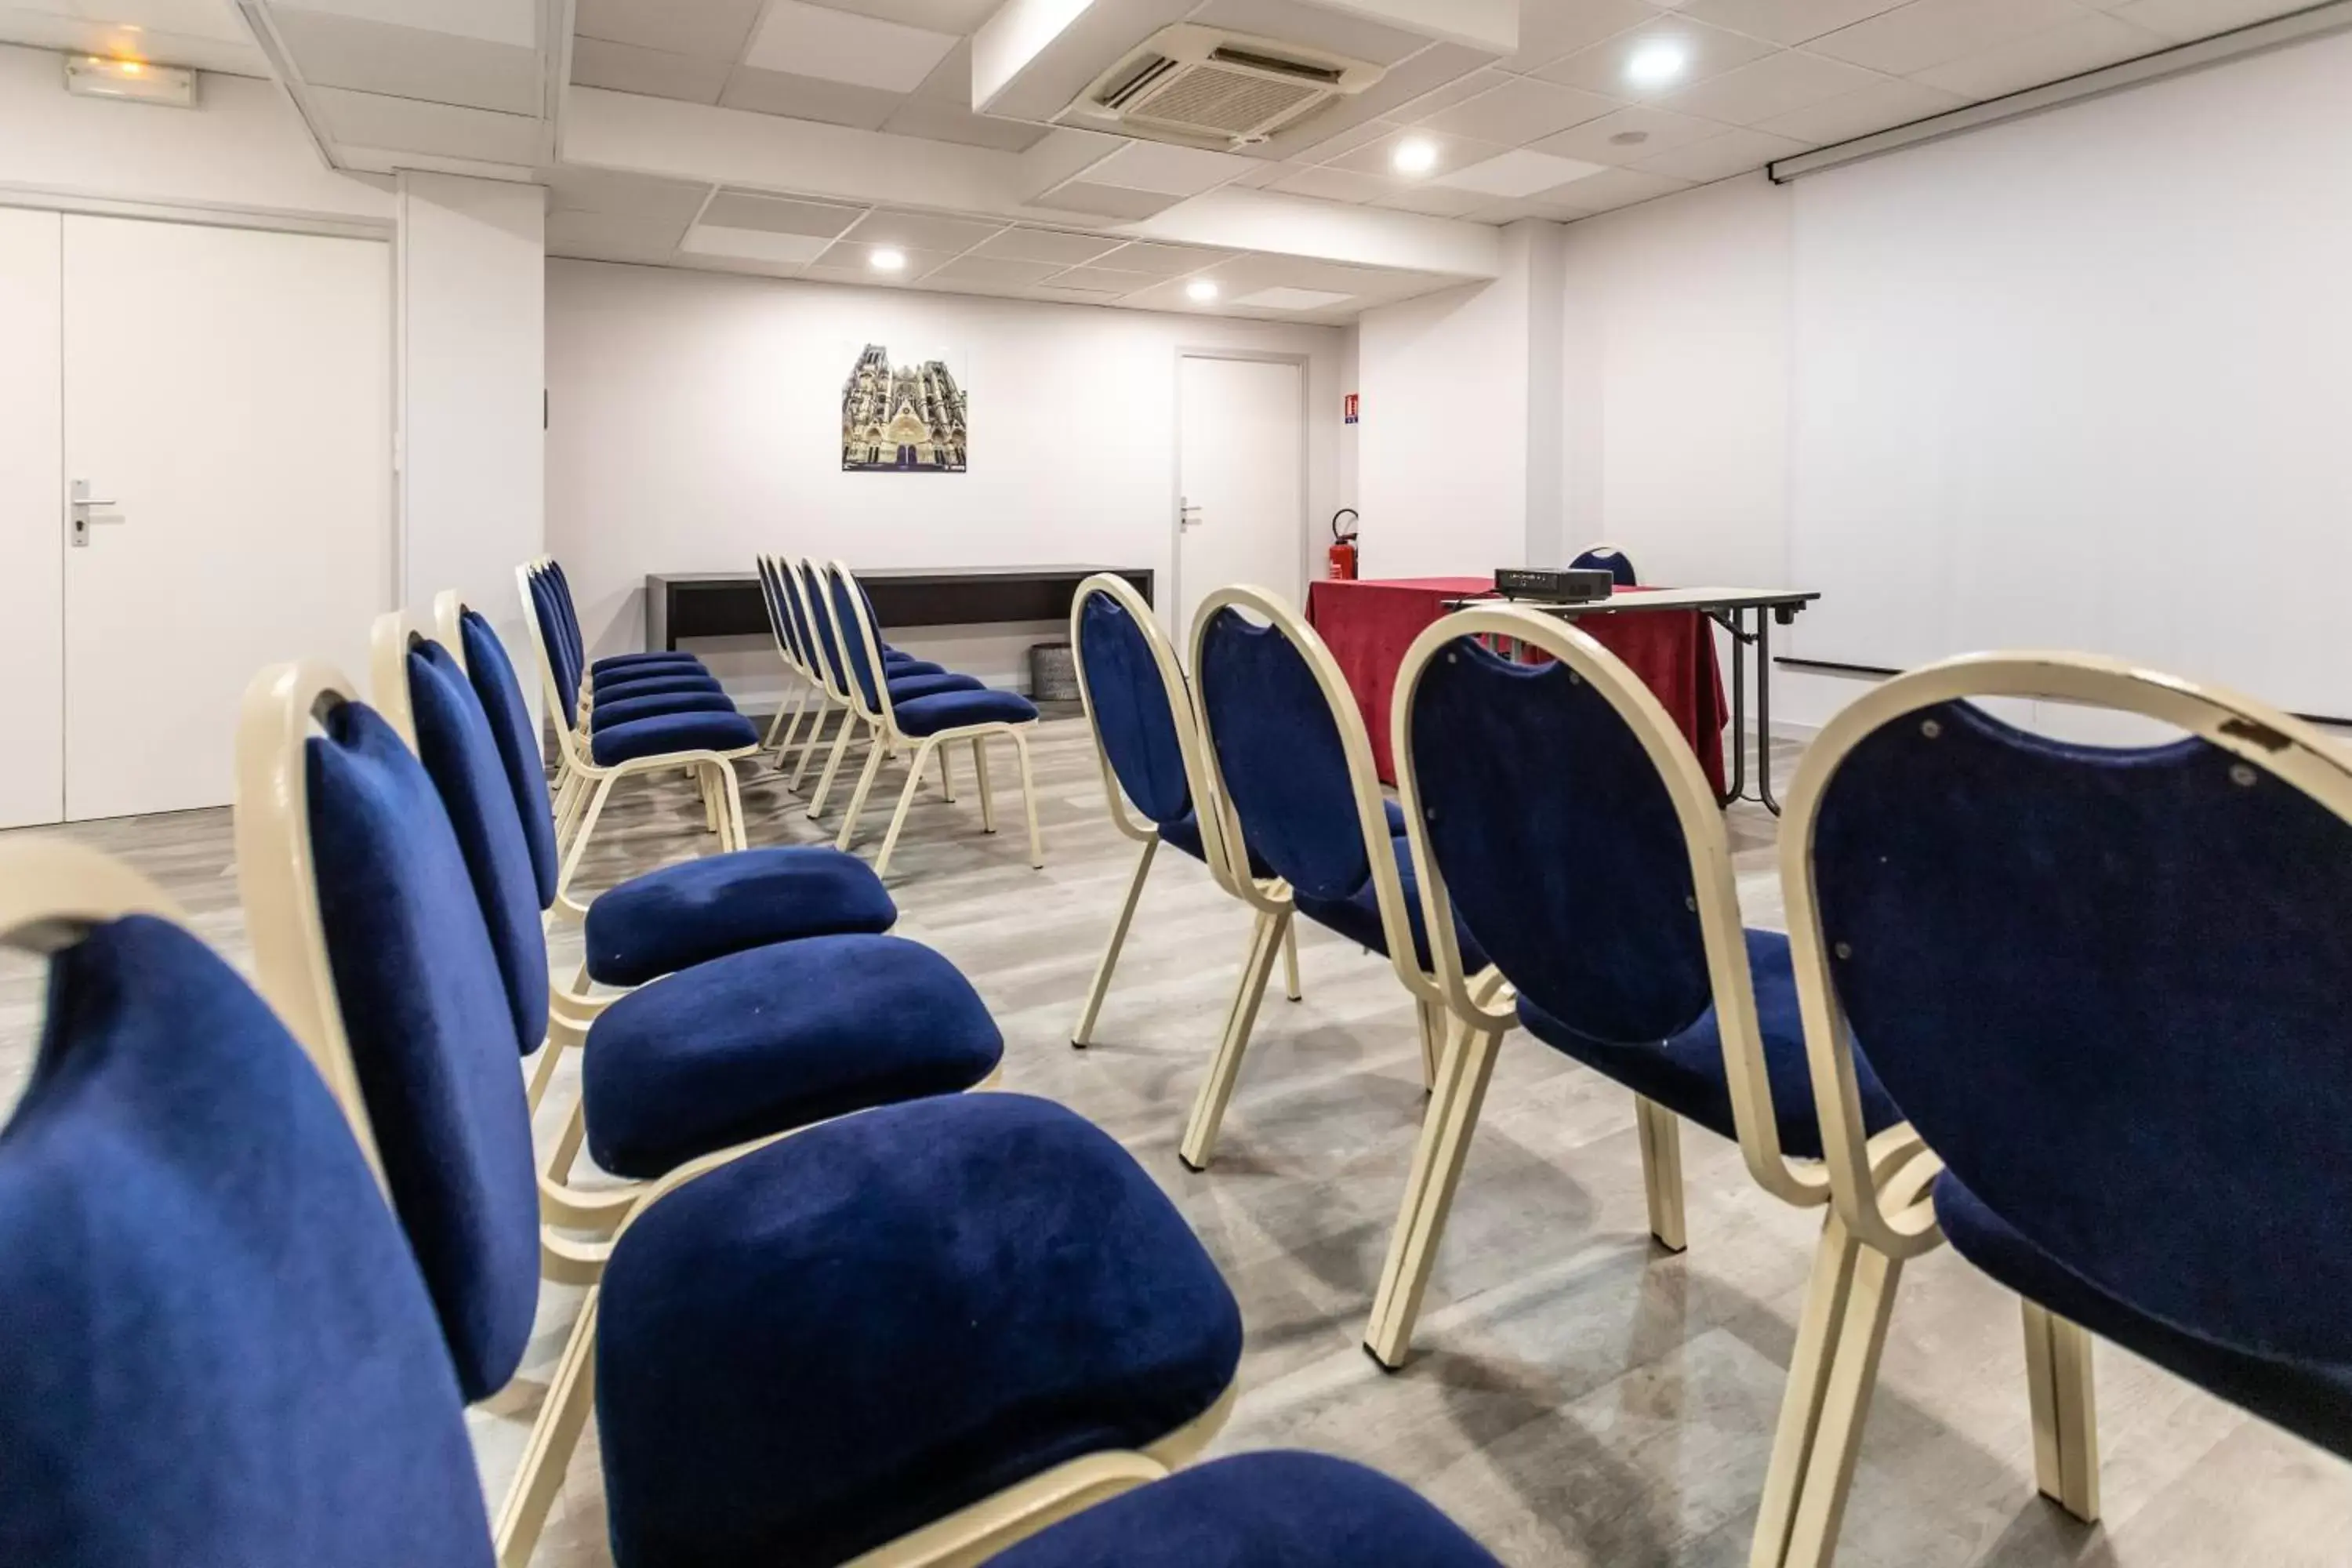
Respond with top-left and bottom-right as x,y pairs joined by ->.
841,342 -> 969,473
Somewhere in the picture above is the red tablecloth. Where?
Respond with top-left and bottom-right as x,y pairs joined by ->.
1305,576 -> 1729,794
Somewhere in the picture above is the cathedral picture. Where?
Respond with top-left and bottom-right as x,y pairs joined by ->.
841,343 -> 968,473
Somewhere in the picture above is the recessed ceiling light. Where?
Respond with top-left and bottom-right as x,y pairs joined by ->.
1185,278 -> 1220,303
869,247 -> 906,273
1624,41 -> 1689,87
1610,130 -> 1650,147
1391,137 -> 1439,176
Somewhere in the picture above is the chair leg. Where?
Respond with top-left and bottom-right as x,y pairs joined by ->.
789,706 -> 834,790
492,1289 -> 601,1568
872,742 -> 935,877
2023,1301 -> 2101,1523
761,684 -> 801,752
834,740 -> 890,853
699,762 -> 719,834
1178,908 -> 1287,1171
1776,1243 -> 1906,1568
937,741 -> 956,801
1413,1000 -> 1441,1090
1282,917 -> 1301,1001
715,756 -> 749,852
974,735 -> 996,833
1363,1014 -> 1504,1367
547,1095 -> 589,1185
1073,837 -> 1158,1047
806,717 -> 861,818
1013,728 -> 1044,868
1750,1210 -> 1868,1568
554,776 -> 615,909
523,1038 -> 566,1116
1633,1095 -> 1688,1252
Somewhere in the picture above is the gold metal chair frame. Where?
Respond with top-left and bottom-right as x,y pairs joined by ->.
1754,649 -> 2352,1568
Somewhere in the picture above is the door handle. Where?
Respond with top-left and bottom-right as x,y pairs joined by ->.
69,480 -> 123,548
1179,497 -> 1203,530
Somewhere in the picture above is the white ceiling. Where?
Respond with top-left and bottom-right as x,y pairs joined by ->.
0,0 -> 2327,321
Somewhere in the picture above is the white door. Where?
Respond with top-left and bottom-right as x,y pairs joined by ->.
62,216 -> 389,819
0,208 -> 63,829
1177,354 -> 1305,639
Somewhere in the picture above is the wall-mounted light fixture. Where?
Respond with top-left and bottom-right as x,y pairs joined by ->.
65,55 -> 198,108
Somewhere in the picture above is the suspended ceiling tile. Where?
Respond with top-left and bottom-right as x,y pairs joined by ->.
1414,74 -> 1622,143
1806,0 -> 2089,76
718,64 -> 905,127
1436,146 -> 1610,195
1530,102 -> 1730,163
570,36 -> 730,103
966,227 -> 1125,264
882,98 -> 1052,151
1270,165 -> 1400,202
1373,183 -> 1498,216
926,254 -> 1069,287
1748,69 -> 1964,139
682,223 -> 836,263
1911,9 -> 2169,97
1675,0 -> 1914,45
1089,240 -> 1239,275
308,84 -> 543,162
1537,16 -> 1781,99
1502,0 -> 1670,68
742,0 -> 959,92
1044,265 -> 1162,294
701,190 -> 869,236
1659,48 -> 1886,125
840,209 -> 1007,252
1632,124 -> 1811,180
574,0 -> 765,60
270,6 -> 542,114
1029,181 -> 1185,220
279,0 -> 533,49
1324,126 -> 1512,181
808,238 -> 960,277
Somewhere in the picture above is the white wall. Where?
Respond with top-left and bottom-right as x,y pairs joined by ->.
0,208 -> 64,829
397,172 -> 546,694
0,42 -> 388,225
546,259 -> 1348,700
1547,28 -> 2352,733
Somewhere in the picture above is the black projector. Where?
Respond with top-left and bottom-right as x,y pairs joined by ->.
1494,566 -> 1615,604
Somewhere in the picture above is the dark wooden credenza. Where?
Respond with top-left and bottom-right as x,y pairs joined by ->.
646,564 -> 1156,651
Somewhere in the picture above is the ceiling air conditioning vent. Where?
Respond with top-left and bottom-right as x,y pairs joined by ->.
1065,24 -> 1385,151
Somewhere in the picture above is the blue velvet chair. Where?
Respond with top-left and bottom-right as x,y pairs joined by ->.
231,658 -> 1249,1567
1754,652 -> 2352,1568
1066,572 -> 1307,1047
1181,587 -> 1486,1173
0,840 -> 497,1567
515,560 -> 760,909
1570,543 -> 1637,586
825,558 -> 1044,877
1367,602 -> 1893,1399
757,552 -> 949,780
789,554 -> 985,816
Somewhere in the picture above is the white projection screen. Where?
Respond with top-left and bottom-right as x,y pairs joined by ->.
1784,34 -> 2352,718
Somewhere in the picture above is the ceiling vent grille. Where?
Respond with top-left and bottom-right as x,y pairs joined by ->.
1065,24 -> 1384,150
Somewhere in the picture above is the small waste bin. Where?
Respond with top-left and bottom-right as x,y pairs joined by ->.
1029,641 -> 1078,702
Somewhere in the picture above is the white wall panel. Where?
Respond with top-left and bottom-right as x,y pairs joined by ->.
0,206 -> 62,828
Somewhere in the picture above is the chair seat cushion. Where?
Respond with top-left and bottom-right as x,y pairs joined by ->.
1163,800 -> 1404,879
893,688 -> 1040,738
584,847 -> 898,988
988,1453 -> 1502,1568
582,933 -> 1003,1178
1936,1172 -> 2352,1454
595,1092 -> 1244,1568
884,653 -> 942,677
593,671 -> 723,702
1294,836 -> 1489,974
590,710 -> 759,767
887,671 -> 985,702
595,652 -> 703,675
1516,928 -> 1903,1161
588,689 -> 739,732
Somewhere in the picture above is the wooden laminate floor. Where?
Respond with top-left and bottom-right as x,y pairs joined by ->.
3,713 -> 2346,1566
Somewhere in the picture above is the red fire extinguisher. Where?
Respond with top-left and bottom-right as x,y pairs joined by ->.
1327,509 -> 1360,580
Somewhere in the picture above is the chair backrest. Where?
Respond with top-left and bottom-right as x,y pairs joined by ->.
1191,589 -> 1420,960
522,563 -> 585,731
234,662 -> 541,1403
0,842 -> 493,1566
1791,654 -> 2352,1362
451,602 -> 560,909
1071,574 -> 1199,833
771,552 -> 818,677
796,557 -> 855,698
386,620 -> 552,1058
1570,544 -> 1636,586
828,560 -> 894,724
779,555 -> 829,691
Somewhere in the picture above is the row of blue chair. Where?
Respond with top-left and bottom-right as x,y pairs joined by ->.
757,553 -> 1045,876
1,593 -> 1508,1565
1070,573 -> 2352,1566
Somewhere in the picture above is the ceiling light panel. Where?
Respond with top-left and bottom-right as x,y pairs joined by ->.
1435,147 -> 1609,197
744,0 -> 960,93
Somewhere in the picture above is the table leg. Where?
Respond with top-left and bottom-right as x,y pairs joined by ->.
1721,609 -> 1748,809
1756,610 -> 1783,816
